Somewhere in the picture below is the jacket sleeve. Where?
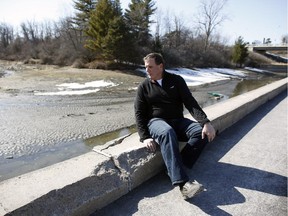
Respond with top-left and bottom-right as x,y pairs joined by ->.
177,75 -> 210,126
134,84 -> 152,142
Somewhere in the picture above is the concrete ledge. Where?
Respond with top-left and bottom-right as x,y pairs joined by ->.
0,78 -> 287,216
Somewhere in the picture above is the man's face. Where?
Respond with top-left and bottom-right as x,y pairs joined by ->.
144,58 -> 163,80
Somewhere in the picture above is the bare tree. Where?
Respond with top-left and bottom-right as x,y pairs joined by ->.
159,10 -> 188,48
281,34 -> 288,44
196,0 -> 228,51
162,9 -> 173,35
20,21 -> 41,43
0,23 -> 14,49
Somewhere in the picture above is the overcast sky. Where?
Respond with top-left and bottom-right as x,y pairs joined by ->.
0,0 -> 287,44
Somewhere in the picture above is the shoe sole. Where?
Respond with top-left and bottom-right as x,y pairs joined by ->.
182,185 -> 204,200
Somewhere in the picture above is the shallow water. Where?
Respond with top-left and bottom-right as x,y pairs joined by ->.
0,126 -> 137,181
231,75 -> 282,97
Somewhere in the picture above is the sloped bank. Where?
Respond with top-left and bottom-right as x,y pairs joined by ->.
0,78 -> 287,216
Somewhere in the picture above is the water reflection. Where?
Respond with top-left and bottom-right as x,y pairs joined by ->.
232,76 -> 283,97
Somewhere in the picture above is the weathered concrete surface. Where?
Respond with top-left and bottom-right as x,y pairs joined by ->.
0,152 -> 129,216
0,135 -> 164,216
94,133 -> 165,190
0,78 -> 287,216
94,89 -> 287,216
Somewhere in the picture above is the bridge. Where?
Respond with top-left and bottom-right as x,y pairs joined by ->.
248,44 -> 288,52
248,44 -> 288,65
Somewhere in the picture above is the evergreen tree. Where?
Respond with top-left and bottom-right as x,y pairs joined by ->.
232,36 -> 248,67
71,0 -> 97,54
73,0 -> 97,31
85,0 -> 132,61
124,0 -> 156,60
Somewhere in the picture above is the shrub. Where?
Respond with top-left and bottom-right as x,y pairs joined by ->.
88,60 -> 107,69
72,58 -> 87,68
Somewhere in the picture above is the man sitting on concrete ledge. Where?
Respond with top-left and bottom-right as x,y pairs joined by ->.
134,53 -> 216,200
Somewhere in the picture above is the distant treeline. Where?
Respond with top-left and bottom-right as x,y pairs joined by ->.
0,0 -> 283,69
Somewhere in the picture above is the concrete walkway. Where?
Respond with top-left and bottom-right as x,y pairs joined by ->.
93,91 -> 287,216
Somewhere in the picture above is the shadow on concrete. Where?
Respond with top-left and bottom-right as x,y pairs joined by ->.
91,171 -> 172,215
92,91 -> 287,216
188,162 -> 287,216
188,91 -> 287,215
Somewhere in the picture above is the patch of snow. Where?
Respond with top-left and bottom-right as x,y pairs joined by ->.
35,89 -> 100,96
56,80 -> 117,90
35,80 -> 117,96
137,67 -> 246,86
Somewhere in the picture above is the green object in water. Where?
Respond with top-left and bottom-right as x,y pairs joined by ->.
208,92 -> 224,98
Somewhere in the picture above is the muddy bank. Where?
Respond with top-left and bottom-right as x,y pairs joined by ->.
0,60 -> 283,181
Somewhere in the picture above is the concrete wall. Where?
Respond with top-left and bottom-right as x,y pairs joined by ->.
0,78 -> 287,216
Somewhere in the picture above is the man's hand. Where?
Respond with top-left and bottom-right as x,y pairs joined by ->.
143,138 -> 157,152
202,122 -> 216,142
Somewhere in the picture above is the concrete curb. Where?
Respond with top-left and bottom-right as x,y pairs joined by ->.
0,78 -> 287,216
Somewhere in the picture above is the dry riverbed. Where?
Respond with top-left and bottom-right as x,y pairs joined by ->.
0,60 -> 282,181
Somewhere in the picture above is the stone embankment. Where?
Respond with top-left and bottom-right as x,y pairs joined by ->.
0,78 -> 287,216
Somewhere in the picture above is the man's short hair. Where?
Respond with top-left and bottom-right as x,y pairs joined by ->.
143,53 -> 165,66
